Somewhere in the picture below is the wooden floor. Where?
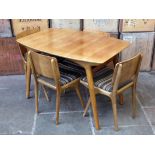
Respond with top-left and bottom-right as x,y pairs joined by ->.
0,72 -> 155,135
0,38 -> 23,75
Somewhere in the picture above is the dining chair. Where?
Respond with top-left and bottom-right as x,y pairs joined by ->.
16,29 -> 49,101
28,51 -> 85,125
16,29 -> 39,97
84,31 -> 123,105
81,53 -> 142,131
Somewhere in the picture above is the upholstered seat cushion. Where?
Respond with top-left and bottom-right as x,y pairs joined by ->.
81,66 -> 132,92
59,59 -> 86,77
81,67 -> 114,91
38,66 -> 82,86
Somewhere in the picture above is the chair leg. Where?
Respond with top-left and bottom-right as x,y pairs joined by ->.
111,96 -> 119,131
75,84 -> 85,109
26,63 -> 31,99
24,65 -> 27,83
131,84 -> 136,118
119,93 -> 124,105
83,97 -> 91,117
42,85 -> 50,102
34,81 -> 39,113
56,90 -> 61,125
24,69 -> 28,96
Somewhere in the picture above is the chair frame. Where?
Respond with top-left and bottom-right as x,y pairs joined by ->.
82,53 -> 143,131
16,29 -> 40,98
28,51 -> 85,125
16,29 -> 50,101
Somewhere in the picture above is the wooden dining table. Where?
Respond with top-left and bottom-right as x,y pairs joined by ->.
17,28 -> 129,130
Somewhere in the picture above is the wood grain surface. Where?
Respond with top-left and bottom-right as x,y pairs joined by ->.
17,28 -> 129,65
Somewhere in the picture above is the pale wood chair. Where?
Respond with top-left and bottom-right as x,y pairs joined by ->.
16,29 -> 40,98
83,30 -> 124,105
16,29 -> 40,68
81,53 -> 142,131
16,29 -> 49,101
28,51 -> 85,125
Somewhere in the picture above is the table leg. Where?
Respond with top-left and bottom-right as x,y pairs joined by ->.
85,66 -> 100,130
26,58 -> 31,99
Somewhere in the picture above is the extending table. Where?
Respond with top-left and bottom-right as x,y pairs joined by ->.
17,28 -> 129,130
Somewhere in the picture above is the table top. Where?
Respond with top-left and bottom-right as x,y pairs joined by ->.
17,28 -> 130,65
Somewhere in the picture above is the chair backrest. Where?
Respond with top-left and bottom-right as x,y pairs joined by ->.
112,53 -> 143,91
16,29 -> 40,63
28,51 -> 60,82
16,29 -> 40,39
83,29 -> 110,37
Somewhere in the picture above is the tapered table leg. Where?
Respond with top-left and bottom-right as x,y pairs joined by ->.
85,66 -> 100,130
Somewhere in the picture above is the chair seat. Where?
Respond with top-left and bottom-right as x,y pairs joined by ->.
81,67 -> 114,91
38,67 -> 81,86
59,59 -> 86,77
81,67 -> 132,92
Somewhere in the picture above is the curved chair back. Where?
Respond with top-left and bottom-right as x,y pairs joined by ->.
112,53 -> 143,91
28,51 -> 60,82
16,29 -> 40,64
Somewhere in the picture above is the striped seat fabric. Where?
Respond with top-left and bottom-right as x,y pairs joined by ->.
81,67 -> 114,92
81,66 -> 132,92
38,65 -> 82,86
59,59 -> 86,77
